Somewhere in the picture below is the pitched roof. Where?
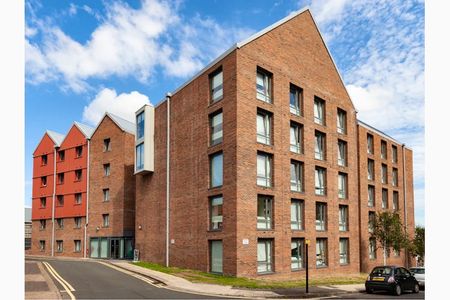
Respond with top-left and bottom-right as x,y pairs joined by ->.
46,130 -> 65,147
74,121 -> 95,139
357,119 -> 412,150
107,112 -> 135,135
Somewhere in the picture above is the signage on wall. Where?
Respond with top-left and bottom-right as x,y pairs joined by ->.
133,249 -> 139,262
242,239 -> 249,245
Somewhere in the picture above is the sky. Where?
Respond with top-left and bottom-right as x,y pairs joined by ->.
25,0 -> 424,226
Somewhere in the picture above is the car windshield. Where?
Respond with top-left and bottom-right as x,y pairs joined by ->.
371,267 -> 393,275
411,268 -> 425,274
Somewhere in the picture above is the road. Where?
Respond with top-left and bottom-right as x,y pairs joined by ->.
30,258 -> 223,299
329,290 -> 425,299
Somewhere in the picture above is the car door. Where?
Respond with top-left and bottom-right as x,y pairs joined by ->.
403,268 -> 415,290
395,268 -> 406,289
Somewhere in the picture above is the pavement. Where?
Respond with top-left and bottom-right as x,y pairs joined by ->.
25,260 -> 61,299
106,260 -> 366,299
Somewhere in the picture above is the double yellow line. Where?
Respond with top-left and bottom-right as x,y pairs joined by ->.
96,261 -> 162,288
42,261 -> 76,300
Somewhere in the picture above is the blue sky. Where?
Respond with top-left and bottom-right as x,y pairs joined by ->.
25,0 -> 424,226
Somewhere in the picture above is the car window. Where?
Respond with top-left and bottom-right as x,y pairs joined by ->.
395,268 -> 402,276
411,268 -> 425,274
402,268 -> 411,276
372,267 -> 392,275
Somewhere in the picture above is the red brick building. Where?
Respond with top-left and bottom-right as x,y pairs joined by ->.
31,122 -> 93,257
87,113 -> 136,259
133,8 -> 415,279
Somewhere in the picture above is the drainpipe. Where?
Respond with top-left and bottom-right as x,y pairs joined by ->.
84,139 -> 90,258
401,144 -> 408,268
51,147 -> 57,257
166,93 -> 172,267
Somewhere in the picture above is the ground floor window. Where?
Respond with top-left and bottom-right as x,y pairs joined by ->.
316,238 -> 327,267
210,240 -> 223,274
369,238 -> 376,259
339,238 -> 349,265
74,240 -> 81,252
56,240 -> 63,252
39,240 -> 45,251
90,237 -> 134,259
291,238 -> 304,270
257,239 -> 273,273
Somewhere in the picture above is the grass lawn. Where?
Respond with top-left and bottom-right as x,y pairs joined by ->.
132,261 -> 367,289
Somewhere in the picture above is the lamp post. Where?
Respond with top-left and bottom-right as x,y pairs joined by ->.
305,239 -> 310,293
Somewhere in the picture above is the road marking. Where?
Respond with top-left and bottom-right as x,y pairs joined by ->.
96,261 -> 162,288
42,261 -> 76,300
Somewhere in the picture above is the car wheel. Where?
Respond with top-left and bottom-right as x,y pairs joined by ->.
413,283 -> 420,293
394,284 -> 402,296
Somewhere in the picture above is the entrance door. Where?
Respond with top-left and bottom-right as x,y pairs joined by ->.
110,239 -> 120,259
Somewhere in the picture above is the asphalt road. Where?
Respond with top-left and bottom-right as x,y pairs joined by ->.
36,258 -> 223,299
328,290 -> 425,299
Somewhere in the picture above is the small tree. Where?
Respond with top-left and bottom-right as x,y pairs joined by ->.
370,211 -> 410,265
410,226 -> 425,266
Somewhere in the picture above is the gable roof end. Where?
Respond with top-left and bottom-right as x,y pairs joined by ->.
74,121 -> 95,139
46,130 -> 65,147
107,112 -> 135,135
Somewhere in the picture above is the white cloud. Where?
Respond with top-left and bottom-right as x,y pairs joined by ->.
25,0 -> 254,92
82,88 -> 151,125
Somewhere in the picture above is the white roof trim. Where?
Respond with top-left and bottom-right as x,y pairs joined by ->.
357,119 -> 412,150
90,112 -> 136,138
46,130 -> 65,147
73,121 -> 95,139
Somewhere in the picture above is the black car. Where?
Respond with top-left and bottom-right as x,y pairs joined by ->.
365,265 -> 420,296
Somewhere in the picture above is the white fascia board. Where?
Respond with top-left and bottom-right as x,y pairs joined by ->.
357,119 -> 412,150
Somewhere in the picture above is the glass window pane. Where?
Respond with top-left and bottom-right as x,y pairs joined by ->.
211,241 -> 223,273
210,153 -> 223,187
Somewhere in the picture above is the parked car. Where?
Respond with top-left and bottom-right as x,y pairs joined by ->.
409,267 -> 425,289
365,265 -> 420,296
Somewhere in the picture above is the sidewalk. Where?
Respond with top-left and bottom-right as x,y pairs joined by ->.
107,260 -> 365,299
25,260 -> 61,300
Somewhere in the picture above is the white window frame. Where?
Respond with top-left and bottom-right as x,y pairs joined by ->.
74,217 -> 81,229
74,240 -> 81,252
314,131 -> 325,160
56,240 -> 63,252
290,160 -> 303,192
338,173 -> 347,199
210,152 -> 223,188
368,212 -> 375,233
257,153 -> 272,187
316,238 -> 327,267
103,164 -> 110,176
368,159 -> 374,180
210,111 -> 223,146
103,138 -> 111,152
210,69 -> 223,102
210,195 -> 223,230
382,164 -> 388,184
290,123 -> 302,154
257,195 -> 272,230
393,191 -> 399,211
392,168 -> 398,186
337,109 -> 346,134
256,69 -> 272,103
256,111 -> 271,145
339,205 -> 348,231
75,193 -> 82,205
314,98 -> 325,125
289,85 -> 302,116
257,239 -> 273,273
368,185 -> 375,207
339,238 -> 349,265
103,214 -> 109,227
315,167 -> 326,195
315,202 -> 327,231
369,238 -> 376,259
382,188 -> 388,209
337,140 -> 347,167
290,200 -> 304,230
291,238 -> 305,270
136,143 -> 144,171
381,140 -> 387,159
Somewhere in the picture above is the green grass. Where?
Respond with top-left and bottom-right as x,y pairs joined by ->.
132,261 -> 367,289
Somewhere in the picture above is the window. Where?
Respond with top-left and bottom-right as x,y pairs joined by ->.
75,193 -> 82,205
210,68 -> 223,102
257,152 -> 272,187
102,214 -> 110,227
58,150 -> 65,161
369,238 -> 376,259
314,97 -> 325,125
315,167 -> 326,195
392,168 -> 398,187
40,197 -> 46,208
75,169 -> 82,181
337,109 -> 347,134
256,110 -> 272,145
290,160 -> 303,192
338,172 -> 347,199
103,189 -> 109,202
290,122 -> 303,154
75,146 -> 83,158
289,84 -> 302,116
39,240 -> 45,251
257,239 -> 273,273
339,205 -> 348,231
291,238 -> 305,270
339,238 -> 349,265
392,145 -> 398,163
314,131 -> 326,160
39,219 -> 46,230
210,195 -> 223,230
41,176 -> 47,187
315,202 -> 327,231
41,154 -> 48,166
103,138 -> 111,152
57,195 -> 64,206
137,111 -> 145,140
368,185 -> 375,207
210,240 -> 223,273
394,249 -> 400,257
337,140 -> 347,167
57,218 -> 64,229
382,188 -> 388,209
367,134 -> 374,154
316,238 -> 327,267
136,143 -> 144,171
56,240 -> 63,252
393,191 -> 399,211
367,159 -> 374,180
257,195 -> 272,230
74,240 -> 81,252
290,199 -> 304,230
381,140 -> 387,159
57,173 -> 64,184
210,111 -> 223,146
210,152 -> 223,188
74,217 -> 81,229
256,68 -> 272,103
368,212 -> 376,233
103,164 -> 110,176
381,164 -> 388,184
